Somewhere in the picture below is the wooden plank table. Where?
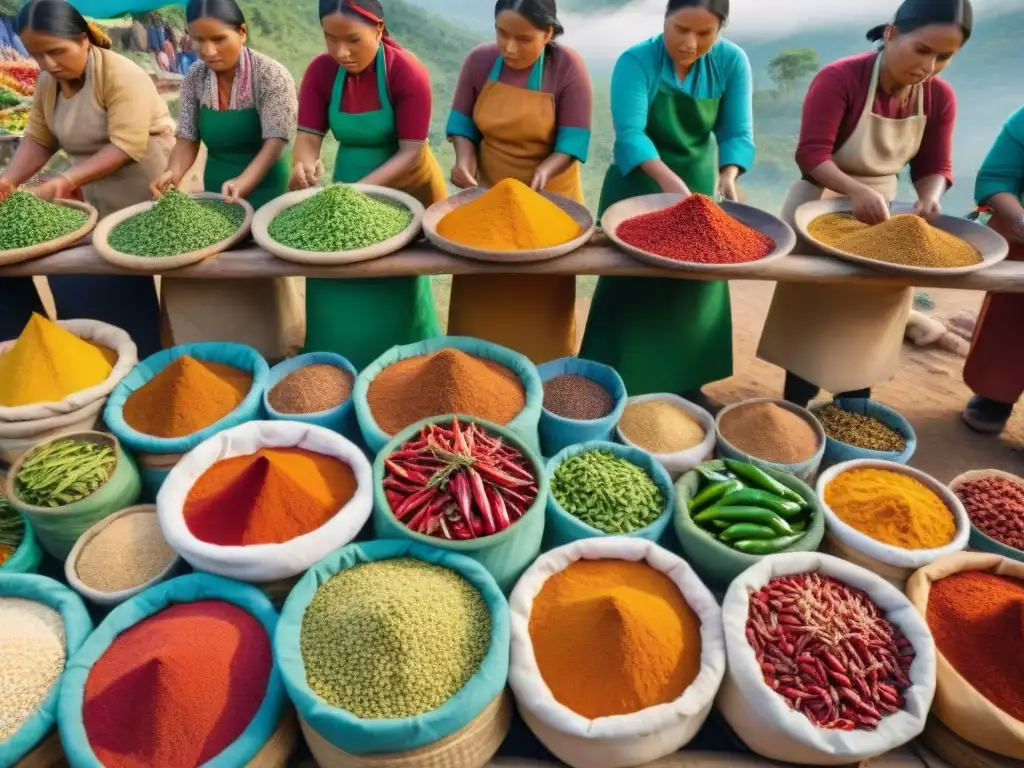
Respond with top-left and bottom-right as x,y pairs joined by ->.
3,236 -> 1023,292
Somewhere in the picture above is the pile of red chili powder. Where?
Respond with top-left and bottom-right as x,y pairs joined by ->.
83,600 -> 272,768
615,194 -> 775,264
183,447 -> 357,546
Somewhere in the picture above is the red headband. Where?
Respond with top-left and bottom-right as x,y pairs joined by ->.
344,1 -> 383,24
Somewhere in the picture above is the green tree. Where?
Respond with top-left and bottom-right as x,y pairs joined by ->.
767,48 -> 821,91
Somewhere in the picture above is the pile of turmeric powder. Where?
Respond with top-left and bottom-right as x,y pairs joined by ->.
0,314 -> 114,407
824,467 -> 957,549
437,178 -> 581,251
528,559 -> 702,718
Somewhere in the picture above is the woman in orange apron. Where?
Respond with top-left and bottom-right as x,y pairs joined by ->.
962,105 -> 1024,432
291,0 -> 447,369
757,0 -> 972,407
445,0 -> 592,364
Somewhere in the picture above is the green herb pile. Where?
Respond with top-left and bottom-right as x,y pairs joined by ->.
0,191 -> 88,251
0,494 -> 24,565
107,189 -> 243,257
0,88 -> 20,109
15,438 -> 116,508
552,450 -> 665,534
301,558 -> 491,719
269,184 -> 412,252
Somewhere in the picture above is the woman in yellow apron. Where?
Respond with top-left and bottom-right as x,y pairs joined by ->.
757,0 -> 972,407
0,0 -> 171,357
445,0 -> 592,363
291,0 -> 446,369
151,0 -> 302,362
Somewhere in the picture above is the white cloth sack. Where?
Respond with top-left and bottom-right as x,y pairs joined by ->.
816,460 -> 970,586
0,319 -> 137,424
508,537 -> 726,768
615,394 -> 716,480
156,420 -> 373,582
718,552 -> 937,765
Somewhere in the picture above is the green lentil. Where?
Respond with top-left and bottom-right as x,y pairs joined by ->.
552,450 -> 665,534
269,184 -> 412,252
301,558 -> 490,719
15,439 -> 116,508
107,189 -> 243,257
816,403 -> 906,453
0,191 -> 88,251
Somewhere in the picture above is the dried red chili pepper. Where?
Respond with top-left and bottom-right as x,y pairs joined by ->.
745,573 -> 915,731
383,418 -> 538,540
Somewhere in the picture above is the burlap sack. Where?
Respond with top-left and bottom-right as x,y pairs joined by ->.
905,552 -> 1024,760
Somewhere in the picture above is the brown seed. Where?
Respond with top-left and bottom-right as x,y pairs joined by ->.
543,375 -> 614,421
269,364 -> 354,414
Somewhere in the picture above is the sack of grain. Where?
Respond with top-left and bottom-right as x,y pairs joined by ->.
264,352 -> 360,441
353,336 -> 543,456
157,421 -> 373,583
905,552 -> 1024,760
544,441 -> 675,551
372,415 -> 547,594
274,540 -> 511,767
507,537 -> 725,768
718,552 -> 936,764
0,574 -> 93,768
615,394 -> 716,480
0,319 -> 137,464
57,573 -> 290,768
104,342 -> 270,499
536,357 -> 626,456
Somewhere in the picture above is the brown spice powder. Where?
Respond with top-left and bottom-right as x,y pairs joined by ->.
269,364 -> 354,414
719,402 -> 819,464
367,349 -> 526,435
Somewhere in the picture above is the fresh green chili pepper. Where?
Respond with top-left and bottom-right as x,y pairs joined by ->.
693,505 -> 795,536
719,523 -> 778,541
689,479 -> 743,513
723,459 -> 805,505
714,488 -> 804,516
790,518 -> 809,533
733,533 -> 805,555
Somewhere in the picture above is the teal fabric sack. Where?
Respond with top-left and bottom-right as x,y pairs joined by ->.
67,0 -> 173,16
353,336 -> 543,456
264,352 -> 359,440
811,398 -> 917,467
536,357 -> 627,457
371,415 -> 547,593
104,342 -> 270,499
0,574 -> 92,767
275,539 -> 510,756
544,441 -> 675,550
0,514 -> 43,573
57,573 -> 286,768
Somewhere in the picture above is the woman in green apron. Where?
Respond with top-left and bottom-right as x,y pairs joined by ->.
152,0 -> 302,361
292,0 -> 447,369
578,0 -> 754,399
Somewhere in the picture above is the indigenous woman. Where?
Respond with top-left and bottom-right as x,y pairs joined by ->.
292,0 -> 446,369
445,0 -> 593,363
961,106 -> 1024,432
579,0 -> 753,398
758,0 -> 971,407
0,0 -> 172,356
152,0 -> 301,361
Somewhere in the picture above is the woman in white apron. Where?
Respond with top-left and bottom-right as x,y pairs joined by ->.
0,0 -> 171,357
757,0 -> 972,407
151,0 -> 303,363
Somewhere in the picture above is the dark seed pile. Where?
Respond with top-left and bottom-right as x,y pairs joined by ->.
543,374 -> 614,420
107,190 -> 243,257
0,191 -> 88,251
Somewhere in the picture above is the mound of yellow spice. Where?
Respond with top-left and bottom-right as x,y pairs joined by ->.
808,213 -> 982,269
528,559 -> 701,718
437,178 -> 581,251
0,314 -> 114,406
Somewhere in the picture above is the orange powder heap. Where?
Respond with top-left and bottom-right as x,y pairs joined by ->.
183,447 -> 357,545
528,559 -> 702,719
123,356 -> 252,438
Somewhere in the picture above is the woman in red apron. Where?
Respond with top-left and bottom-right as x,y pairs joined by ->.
445,0 -> 592,364
291,0 -> 446,369
757,0 -> 972,408
962,105 -> 1024,432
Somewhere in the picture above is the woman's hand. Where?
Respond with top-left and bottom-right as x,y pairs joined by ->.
529,165 -> 551,192
850,185 -> 890,225
658,174 -> 691,197
150,170 -> 176,199
0,178 -> 14,203
718,166 -> 740,201
913,196 -> 942,221
451,159 -> 478,189
29,175 -> 76,202
289,159 -> 323,191
221,176 -> 255,203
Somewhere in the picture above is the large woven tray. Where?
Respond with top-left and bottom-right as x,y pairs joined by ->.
0,198 -> 97,267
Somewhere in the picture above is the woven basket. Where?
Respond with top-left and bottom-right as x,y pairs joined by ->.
13,730 -> 65,768
247,711 -> 299,768
299,691 -> 512,768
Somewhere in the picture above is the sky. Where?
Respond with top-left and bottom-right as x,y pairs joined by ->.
561,0 -> 1009,58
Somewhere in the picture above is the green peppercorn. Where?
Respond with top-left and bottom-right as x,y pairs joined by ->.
107,189 -> 244,257
269,184 -> 412,252
551,450 -> 665,534
0,191 -> 88,251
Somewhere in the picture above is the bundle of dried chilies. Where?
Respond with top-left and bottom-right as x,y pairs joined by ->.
383,418 -> 538,540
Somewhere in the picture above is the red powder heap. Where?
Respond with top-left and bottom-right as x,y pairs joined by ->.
83,600 -> 272,768
616,194 -> 775,264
